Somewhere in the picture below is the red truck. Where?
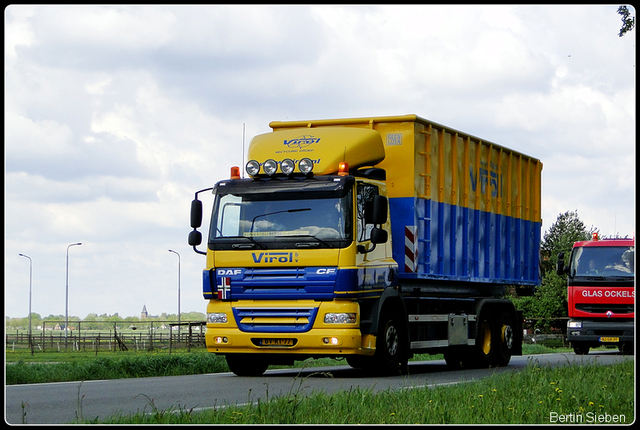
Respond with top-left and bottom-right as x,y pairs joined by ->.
557,234 -> 634,355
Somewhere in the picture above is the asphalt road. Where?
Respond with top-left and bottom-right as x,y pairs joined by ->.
5,351 -> 632,424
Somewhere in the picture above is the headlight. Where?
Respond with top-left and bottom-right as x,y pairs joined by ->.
280,158 -> 295,175
567,321 -> 582,329
263,159 -> 278,176
246,160 -> 260,176
208,313 -> 228,324
298,158 -> 314,175
324,313 -> 356,324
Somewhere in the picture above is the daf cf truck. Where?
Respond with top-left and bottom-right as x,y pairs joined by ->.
188,114 -> 542,375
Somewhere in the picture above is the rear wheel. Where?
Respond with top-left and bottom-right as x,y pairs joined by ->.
225,354 -> 269,376
496,310 -> 516,366
469,306 -> 506,368
444,347 -> 472,369
474,315 -> 498,367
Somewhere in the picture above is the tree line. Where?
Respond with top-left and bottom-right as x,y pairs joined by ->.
5,311 -> 206,331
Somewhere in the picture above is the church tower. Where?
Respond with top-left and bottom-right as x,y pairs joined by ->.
141,305 -> 148,319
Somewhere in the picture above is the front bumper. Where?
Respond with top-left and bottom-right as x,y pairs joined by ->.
566,318 -> 634,345
205,300 -> 376,357
206,327 -> 375,356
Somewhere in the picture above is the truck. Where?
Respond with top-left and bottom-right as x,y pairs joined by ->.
557,234 -> 634,355
188,114 -> 543,376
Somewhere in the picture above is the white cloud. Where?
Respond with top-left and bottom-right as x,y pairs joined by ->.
4,5 -> 635,319
30,5 -> 177,50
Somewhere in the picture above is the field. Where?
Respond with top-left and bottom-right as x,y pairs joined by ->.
6,345 -> 634,424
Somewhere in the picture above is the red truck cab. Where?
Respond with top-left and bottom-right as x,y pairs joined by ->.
558,234 -> 634,355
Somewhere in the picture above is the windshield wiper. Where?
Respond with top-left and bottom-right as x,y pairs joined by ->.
226,236 -> 265,249
250,208 -> 311,233
293,235 -> 334,248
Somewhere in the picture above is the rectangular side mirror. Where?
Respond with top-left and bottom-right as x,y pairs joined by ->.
188,230 -> 202,247
371,227 -> 388,244
371,195 -> 388,225
556,252 -> 566,276
191,199 -> 203,228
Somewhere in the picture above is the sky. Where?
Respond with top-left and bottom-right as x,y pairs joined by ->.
4,5 -> 636,320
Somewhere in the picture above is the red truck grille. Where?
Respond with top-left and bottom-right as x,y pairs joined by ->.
575,304 -> 634,314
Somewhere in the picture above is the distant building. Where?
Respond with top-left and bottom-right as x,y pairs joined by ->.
141,305 -> 148,319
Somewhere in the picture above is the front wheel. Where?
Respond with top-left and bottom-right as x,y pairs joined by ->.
619,342 -> 634,355
374,308 -> 408,375
346,355 -> 375,370
225,354 -> 269,376
573,344 -> 590,355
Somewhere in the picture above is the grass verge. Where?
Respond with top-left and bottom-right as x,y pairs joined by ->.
97,360 -> 634,424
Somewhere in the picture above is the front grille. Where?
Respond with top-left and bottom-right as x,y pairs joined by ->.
233,307 -> 318,333
235,267 -> 337,300
576,304 -> 634,314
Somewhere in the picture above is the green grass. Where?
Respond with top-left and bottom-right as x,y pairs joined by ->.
5,344 -> 572,385
6,350 -> 227,385
98,360 -> 634,424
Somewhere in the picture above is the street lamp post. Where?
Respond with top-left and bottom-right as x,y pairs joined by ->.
65,242 -> 82,341
18,253 -> 33,347
168,249 -> 181,336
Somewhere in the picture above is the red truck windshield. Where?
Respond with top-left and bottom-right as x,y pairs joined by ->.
570,245 -> 634,277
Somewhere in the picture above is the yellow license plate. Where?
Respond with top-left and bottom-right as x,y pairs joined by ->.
261,338 -> 294,347
600,337 -> 619,343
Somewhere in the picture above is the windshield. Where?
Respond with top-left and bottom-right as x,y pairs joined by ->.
571,246 -> 634,277
209,190 -> 353,249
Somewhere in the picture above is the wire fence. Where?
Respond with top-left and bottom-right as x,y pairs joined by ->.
7,317 -> 572,354
5,321 -> 206,354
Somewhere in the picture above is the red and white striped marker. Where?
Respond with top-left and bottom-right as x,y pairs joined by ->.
405,226 -> 417,273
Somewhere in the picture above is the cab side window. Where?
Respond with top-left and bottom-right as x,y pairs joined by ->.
357,182 -> 379,242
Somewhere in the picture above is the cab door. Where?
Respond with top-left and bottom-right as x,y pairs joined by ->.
355,180 -> 396,295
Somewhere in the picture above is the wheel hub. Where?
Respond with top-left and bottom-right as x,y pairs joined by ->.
386,325 -> 398,357
502,324 -> 513,349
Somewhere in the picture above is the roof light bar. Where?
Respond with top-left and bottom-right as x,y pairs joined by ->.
244,158 -> 315,177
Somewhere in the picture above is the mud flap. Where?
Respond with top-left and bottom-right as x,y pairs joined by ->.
513,309 -> 523,356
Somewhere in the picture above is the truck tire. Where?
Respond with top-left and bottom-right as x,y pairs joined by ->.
444,347 -> 473,369
496,310 -> 516,366
346,355 -> 375,371
374,307 -> 408,375
472,311 -> 500,368
572,344 -> 590,355
619,342 -> 634,355
226,354 -> 269,376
